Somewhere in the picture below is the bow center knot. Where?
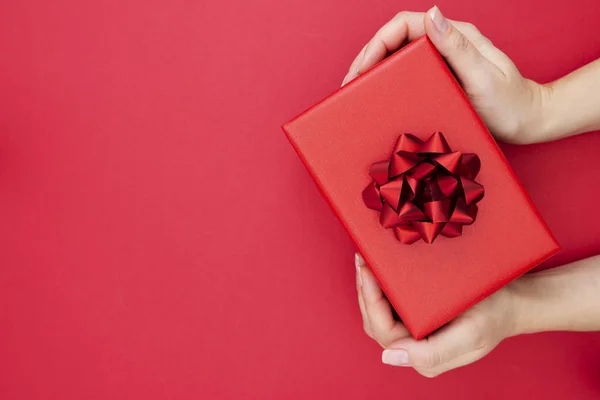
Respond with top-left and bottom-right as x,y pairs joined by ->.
362,132 -> 484,244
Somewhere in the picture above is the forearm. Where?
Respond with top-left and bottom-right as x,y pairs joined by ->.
530,59 -> 600,142
509,256 -> 600,335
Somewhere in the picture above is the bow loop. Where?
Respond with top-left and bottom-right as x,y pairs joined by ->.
362,132 -> 484,244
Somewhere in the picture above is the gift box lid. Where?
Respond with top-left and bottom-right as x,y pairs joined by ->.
282,36 -> 559,339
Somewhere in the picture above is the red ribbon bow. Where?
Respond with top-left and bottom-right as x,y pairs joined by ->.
362,132 -> 484,244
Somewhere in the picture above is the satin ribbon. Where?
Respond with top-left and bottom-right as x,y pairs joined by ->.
362,132 -> 484,244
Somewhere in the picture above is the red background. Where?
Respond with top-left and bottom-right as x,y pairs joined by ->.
0,0 -> 599,398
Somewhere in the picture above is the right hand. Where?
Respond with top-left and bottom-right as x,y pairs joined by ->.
342,6 -> 550,145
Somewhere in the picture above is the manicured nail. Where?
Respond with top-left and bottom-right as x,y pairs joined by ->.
342,66 -> 359,86
429,6 -> 450,33
354,253 -> 363,287
355,253 -> 365,267
382,349 -> 410,366
357,43 -> 371,73
349,67 -> 360,84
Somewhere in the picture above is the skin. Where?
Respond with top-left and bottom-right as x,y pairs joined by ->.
347,6 -> 600,377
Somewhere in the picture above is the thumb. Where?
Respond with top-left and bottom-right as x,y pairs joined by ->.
381,320 -> 486,377
423,6 -> 493,88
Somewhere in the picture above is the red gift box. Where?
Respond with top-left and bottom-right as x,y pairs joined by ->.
283,36 -> 560,339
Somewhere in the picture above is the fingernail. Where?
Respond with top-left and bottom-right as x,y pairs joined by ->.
354,253 -> 363,287
358,45 -> 369,73
342,67 -> 359,86
382,349 -> 410,366
429,6 -> 450,33
355,253 -> 365,267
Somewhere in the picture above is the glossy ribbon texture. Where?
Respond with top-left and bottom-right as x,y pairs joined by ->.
362,132 -> 484,244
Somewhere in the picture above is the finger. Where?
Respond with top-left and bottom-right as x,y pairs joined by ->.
357,40 -> 387,75
382,317 -> 488,377
357,11 -> 426,74
358,290 -> 374,338
359,262 -> 409,347
424,6 -> 500,87
449,21 -> 514,69
355,254 -> 373,337
342,45 -> 367,86
356,11 -> 491,75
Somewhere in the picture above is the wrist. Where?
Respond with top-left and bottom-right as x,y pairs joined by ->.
517,80 -> 556,144
505,257 -> 600,336
504,275 -> 542,336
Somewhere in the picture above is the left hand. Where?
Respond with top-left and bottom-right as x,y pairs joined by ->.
341,7 -> 550,144
355,254 -> 518,377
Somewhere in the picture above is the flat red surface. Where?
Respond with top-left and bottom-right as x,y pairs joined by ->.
0,0 -> 599,399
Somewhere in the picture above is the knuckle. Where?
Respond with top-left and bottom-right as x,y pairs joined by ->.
453,32 -> 471,53
464,22 -> 480,35
473,36 -> 492,49
370,329 -> 394,349
377,335 -> 393,349
463,318 -> 489,349
370,330 -> 388,348
363,323 -> 373,338
394,11 -> 408,21
460,23 -> 492,49
416,367 -> 439,378
420,349 -> 443,370
471,327 -> 487,349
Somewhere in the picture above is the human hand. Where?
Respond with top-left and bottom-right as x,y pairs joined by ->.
341,6 -> 551,144
355,254 -> 518,377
